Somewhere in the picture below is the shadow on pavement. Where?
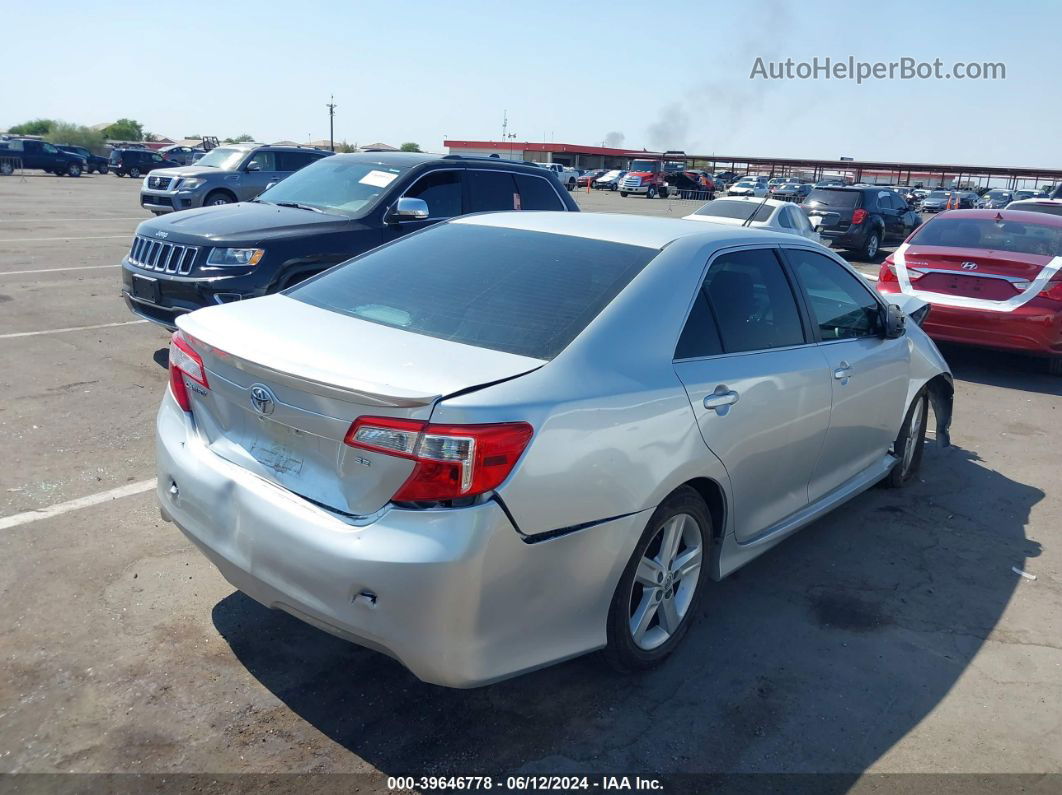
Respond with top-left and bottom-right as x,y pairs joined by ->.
940,343 -> 1062,397
212,442 -> 1040,775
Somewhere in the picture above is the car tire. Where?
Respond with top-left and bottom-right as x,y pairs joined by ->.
114,170 -> 125,177
883,390 -> 929,488
619,192 -> 628,198
604,485 -> 710,673
567,179 -> 576,191
97,166 -> 108,175
610,183 -> 618,191
129,167 -> 141,178
645,187 -> 656,199
0,161 -> 13,176
861,229 -> 881,260
66,162 -> 82,177
204,190 -> 235,207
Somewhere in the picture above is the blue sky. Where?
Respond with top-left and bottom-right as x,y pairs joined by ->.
1,0 -> 1055,167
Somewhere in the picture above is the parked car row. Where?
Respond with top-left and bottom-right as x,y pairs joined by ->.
0,137 -> 91,176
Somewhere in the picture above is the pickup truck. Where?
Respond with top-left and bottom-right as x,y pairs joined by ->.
0,137 -> 88,176
535,162 -> 579,191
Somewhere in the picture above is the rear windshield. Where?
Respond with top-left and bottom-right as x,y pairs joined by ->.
909,217 -> 1062,257
691,199 -> 773,222
289,223 -> 657,360
804,189 -> 859,208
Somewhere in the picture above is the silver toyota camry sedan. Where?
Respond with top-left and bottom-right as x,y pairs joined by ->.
157,212 -> 954,687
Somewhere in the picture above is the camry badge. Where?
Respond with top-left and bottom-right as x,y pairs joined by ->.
961,261 -> 978,270
250,384 -> 276,415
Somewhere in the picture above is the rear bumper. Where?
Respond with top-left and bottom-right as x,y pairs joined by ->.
819,225 -> 867,247
155,394 -> 635,687
878,285 -> 1062,355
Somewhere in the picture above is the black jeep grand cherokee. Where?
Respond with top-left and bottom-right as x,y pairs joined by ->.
121,152 -> 579,329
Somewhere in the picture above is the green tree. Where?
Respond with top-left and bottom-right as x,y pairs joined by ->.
7,118 -> 54,135
43,122 -> 106,154
223,134 -> 255,144
399,142 -> 422,152
101,118 -> 145,141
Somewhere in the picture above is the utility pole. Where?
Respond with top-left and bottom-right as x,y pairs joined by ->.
502,109 -> 509,142
326,95 -> 337,152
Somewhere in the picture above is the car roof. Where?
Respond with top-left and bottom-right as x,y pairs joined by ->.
452,211 -> 797,249
932,208 -> 1062,227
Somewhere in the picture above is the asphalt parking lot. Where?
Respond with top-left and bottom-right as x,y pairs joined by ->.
1,175 -> 1060,781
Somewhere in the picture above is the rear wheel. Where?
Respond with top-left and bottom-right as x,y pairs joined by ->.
883,391 -> 928,488
861,229 -> 881,260
129,167 -> 141,178
567,178 -> 576,191
66,162 -> 82,177
604,486 -> 709,672
0,161 -> 14,176
96,165 -> 108,174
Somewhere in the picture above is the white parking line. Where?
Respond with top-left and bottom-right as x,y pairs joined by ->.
0,264 -> 120,276
0,320 -> 148,339
0,235 -> 131,243
0,479 -> 157,531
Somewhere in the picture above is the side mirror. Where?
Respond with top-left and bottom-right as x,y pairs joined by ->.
245,160 -> 261,172
387,197 -> 429,223
883,303 -> 906,339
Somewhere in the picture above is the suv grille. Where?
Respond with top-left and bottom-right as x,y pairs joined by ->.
128,235 -> 198,275
147,176 -> 173,190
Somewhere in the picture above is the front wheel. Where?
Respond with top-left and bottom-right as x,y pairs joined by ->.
66,162 -> 82,177
883,391 -> 928,488
0,161 -> 13,176
604,486 -> 709,672
204,191 -> 234,206
619,191 -> 628,197
645,186 -> 656,199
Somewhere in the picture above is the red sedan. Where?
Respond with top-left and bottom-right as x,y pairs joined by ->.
876,209 -> 1062,374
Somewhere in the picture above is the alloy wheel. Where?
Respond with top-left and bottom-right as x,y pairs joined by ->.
628,513 -> 703,650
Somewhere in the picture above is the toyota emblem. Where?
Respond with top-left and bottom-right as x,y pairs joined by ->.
250,384 -> 276,415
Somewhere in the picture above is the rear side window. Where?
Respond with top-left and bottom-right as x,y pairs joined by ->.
275,151 -> 319,171
289,223 -> 658,360
674,290 -> 723,359
702,249 -> 805,353
787,249 -> 882,340
515,174 -> 564,210
805,189 -> 859,209
468,170 -> 519,212
404,170 -> 462,218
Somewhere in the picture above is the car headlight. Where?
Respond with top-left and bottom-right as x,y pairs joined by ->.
178,178 -> 205,191
206,247 -> 265,266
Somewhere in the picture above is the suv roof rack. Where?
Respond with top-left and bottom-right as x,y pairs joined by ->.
441,154 -> 534,164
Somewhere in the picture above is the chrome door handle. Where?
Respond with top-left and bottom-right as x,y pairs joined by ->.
704,386 -> 739,415
833,361 -> 852,383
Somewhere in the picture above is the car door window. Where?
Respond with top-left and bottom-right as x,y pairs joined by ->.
787,249 -> 882,340
702,249 -> 805,353
150,153 -> 163,163
249,151 -> 277,171
404,170 -> 462,218
468,170 -> 519,212
515,174 -> 565,210
275,151 -> 317,171
675,288 -> 724,359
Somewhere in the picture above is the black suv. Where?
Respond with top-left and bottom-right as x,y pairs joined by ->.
57,145 -> 109,174
120,152 -> 580,329
109,148 -> 179,177
801,186 -> 920,259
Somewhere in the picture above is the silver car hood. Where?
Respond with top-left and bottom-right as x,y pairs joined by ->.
177,294 -> 546,406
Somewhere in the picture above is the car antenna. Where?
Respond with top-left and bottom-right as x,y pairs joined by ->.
742,187 -> 772,228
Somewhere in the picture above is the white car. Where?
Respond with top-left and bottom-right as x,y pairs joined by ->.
1005,198 -> 1062,217
683,197 -> 822,244
727,177 -> 768,198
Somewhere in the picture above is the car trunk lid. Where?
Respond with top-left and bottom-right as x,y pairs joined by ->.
175,295 -> 544,517
905,245 -> 1051,301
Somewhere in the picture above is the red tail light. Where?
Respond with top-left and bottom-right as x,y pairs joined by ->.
345,417 -> 533,502
168,331 -> 208,412
851,208 -> 868,225
878,258 -> 899,284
